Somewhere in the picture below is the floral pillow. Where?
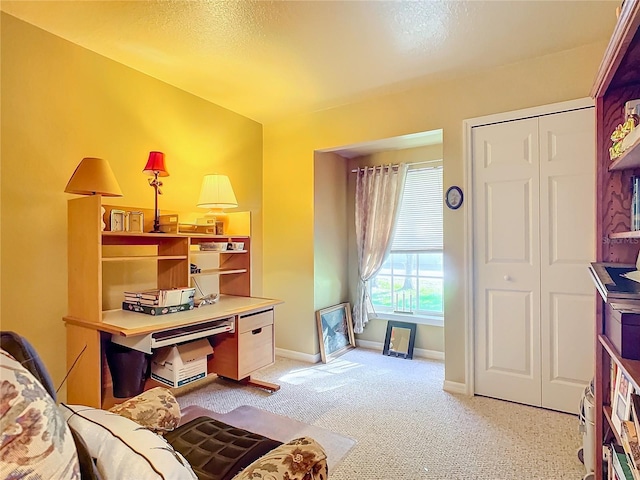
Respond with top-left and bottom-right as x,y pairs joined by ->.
108,386 -> 180,434
232,437 -> 328,480
0,348 -> 80,479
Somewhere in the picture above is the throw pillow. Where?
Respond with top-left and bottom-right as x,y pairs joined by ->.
60,404 -> 197,480
108,386 -> 180,434
232,437 -> 328,480
0,348 -> 80,479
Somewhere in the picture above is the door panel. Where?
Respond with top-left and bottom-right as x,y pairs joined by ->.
486,180 -> 533,264
539,109 -> 595,413
486,289 -> 533,376
473,117 -> 541,404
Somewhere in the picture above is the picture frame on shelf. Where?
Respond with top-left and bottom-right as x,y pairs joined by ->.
612,366 -> 635,435
110,209 -> 125,232
127,211 -> 144,233
315,302 -> 355,363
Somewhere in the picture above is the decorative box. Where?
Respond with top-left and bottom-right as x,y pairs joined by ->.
606,301 -> 640,360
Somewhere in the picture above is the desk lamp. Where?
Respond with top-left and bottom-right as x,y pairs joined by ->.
143,151 -> 169,233
197,174 -> 238,234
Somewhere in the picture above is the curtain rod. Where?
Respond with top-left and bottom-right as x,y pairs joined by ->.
350,159 -> 440,173
350,164 -> 400,173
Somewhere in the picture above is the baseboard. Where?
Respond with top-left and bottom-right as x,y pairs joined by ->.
443,380 -> 469,395
275,342 -> 444,363
275,347 -> 320,363
356,339 -> 444,361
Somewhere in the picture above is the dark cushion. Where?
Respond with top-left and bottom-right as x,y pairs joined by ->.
165,416 -> 282,480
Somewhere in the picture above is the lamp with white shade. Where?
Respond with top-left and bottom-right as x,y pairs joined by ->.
197,174 -> 238,234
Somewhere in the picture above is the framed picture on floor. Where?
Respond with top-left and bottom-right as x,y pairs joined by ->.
612,367 -> 634,435
316,302 -> 355,363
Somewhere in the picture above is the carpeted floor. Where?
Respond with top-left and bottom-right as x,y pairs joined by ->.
177,348 -> 587,480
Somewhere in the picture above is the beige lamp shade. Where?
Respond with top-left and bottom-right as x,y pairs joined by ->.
197,174 -> 238,211
65,157 -> 123,196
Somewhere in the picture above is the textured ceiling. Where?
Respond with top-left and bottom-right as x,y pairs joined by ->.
1,0 -> 618,124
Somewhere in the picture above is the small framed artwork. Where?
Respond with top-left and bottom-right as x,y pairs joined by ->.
110,209 -> 126,232
316,302 -> 356,363
383,320 -> 417,359
127,211 -> 144,233
612,367 -> 634,434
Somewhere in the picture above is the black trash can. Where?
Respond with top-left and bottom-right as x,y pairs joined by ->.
105,342 -> 150,398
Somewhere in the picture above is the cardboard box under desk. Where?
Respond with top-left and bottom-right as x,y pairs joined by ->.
151,338 -> 213,388
606,301 -> 640,360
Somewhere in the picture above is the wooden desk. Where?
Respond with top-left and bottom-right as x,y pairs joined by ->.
63,295 -> 282,408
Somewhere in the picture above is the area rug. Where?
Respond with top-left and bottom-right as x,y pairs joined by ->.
180,404 -> 356,471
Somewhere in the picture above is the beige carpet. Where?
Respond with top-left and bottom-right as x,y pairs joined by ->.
177,348 -> 587,480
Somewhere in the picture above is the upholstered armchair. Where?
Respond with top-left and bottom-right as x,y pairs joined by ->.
0,331 -> 328,480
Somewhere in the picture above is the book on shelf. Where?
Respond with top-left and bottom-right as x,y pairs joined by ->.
622,421 -> 640,479
632,393 -> 640,436
589,262 -> 640,302
612,443 -> 636,480
122,301 -> 194,316
123,287 -> 196,307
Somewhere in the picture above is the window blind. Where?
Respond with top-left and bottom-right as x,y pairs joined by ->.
392,166 -> 443,251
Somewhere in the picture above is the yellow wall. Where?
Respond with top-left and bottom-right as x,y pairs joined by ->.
346,144 -> 445,353
263,40 -> 608,384
314,152 -> 349,313
0,14 -> 263,395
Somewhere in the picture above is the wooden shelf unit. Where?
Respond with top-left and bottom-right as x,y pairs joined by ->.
592,2 -> 640,478
64,195 -> 280,408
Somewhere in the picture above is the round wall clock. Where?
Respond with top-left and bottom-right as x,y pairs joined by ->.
445,186 -> 464,210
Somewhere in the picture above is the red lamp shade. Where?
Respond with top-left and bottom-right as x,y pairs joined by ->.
142,151 -> 169,176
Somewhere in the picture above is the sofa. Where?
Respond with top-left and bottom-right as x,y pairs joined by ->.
0,331 -> 328,480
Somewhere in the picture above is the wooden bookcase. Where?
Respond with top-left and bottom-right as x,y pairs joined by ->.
592,1 -> 640,478
64,195 -> 280,408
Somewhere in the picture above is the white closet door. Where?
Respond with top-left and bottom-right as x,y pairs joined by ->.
473,117 -> 542,405
539,109 -> 595,413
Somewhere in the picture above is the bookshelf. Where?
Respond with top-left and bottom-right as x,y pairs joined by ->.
592,1 -> 640,478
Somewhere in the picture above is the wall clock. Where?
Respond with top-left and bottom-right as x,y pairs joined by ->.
445,186 -> 464,210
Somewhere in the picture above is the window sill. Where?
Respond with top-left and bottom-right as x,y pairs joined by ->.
368,311 -> 443,327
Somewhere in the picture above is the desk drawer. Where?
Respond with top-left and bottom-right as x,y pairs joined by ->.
238,324 -> 274,377
238,309 -> 273,334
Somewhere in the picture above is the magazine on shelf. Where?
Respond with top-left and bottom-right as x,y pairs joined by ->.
589,262 -> 640,302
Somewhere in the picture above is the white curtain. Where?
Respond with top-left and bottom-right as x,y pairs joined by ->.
353,163 -> 407,333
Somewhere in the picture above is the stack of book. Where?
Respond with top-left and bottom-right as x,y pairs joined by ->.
123,287 -> 196,316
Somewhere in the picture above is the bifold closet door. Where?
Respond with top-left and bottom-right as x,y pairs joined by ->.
538,109 -> 595,413
473,108 -> 595,413
473,117 -> 542,406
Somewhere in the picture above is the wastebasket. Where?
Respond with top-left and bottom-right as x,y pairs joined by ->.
105,342 -> 150,398
578,379 -> 595,480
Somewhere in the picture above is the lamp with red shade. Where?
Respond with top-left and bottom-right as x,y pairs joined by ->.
143,151 -> 169,233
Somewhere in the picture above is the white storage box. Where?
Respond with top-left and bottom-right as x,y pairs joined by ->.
151,338 -> 213,388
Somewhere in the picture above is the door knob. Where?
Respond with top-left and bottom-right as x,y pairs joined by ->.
504,275 -> 511,281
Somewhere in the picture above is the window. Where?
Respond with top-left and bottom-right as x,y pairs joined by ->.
368,164 -> 443,325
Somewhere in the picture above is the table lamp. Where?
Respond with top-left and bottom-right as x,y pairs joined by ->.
65,157 -> 123,197
65,157 -> 123,231
143,151 -> 169,233
197,174 -> 238,234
